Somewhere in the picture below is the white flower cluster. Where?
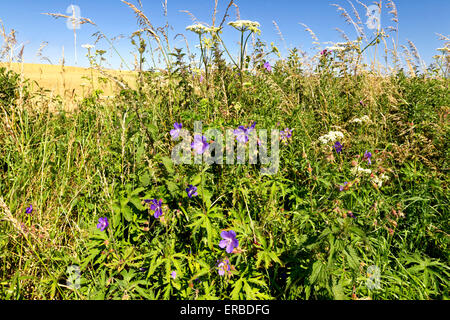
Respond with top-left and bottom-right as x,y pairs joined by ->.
371,173 -> 390,188
186,24 -> 211,35
350,115 -> 371,124
318,131 -> 344,144
436,46 -> 450,53
228,20 -> 261,34
351,166 -> 372,175
326,40 -> 361,52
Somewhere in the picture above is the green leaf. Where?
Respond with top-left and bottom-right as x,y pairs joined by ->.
231,278 -> 243,300
161,156 -> 175,175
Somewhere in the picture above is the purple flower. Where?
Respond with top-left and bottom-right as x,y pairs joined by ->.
186,185 -> 198,198
171,271 -> 177,280
320,49 -> 331,57
25,204 -> 33,214
364,151 -> 372,165
200,75 -> 204,83
148,199 -> 163,218
347,211 -> 356,219
280,128 -> 293,144
97,217 -> 109,231
263,61 -> 272,72
191,135 -> 209,154
339,182 -> 348,192
334,141 -> 343,153
234,122 -> 256,144
170,122 -> 183,140
219,230 -> 239,254
217,258 -> 231,276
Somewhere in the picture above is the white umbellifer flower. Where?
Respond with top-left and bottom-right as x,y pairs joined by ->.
436,47 -> 450,53
350,115 -> 371,124
186,24 -> 210,35
371,173 -> 389,187
81,44 -> 95,49
326,46 -> 345,52
351,166 -> 372,175
228,20 -> 261,34
318,131 -> 345,144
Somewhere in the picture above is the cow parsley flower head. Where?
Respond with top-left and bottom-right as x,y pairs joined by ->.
371,173 -> 390,188
318,131 -> 345,145
228,20 -> 261,34
350,115 -> 370,124
186,24 -> 210,35
351,166 -> 372,175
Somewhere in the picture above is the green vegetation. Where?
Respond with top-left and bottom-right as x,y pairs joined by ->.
0,1 -> 449,300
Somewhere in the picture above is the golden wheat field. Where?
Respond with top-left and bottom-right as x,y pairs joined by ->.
2,62 -> 137,108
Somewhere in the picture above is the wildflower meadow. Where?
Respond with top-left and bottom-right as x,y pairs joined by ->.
0,0 -> 449,301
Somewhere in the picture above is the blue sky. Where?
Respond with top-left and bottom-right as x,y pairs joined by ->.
0,0 -> 448,69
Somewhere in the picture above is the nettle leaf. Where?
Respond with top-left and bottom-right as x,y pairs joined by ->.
231,278 -> 243,300
129,196 -> 145,211
122,205 -> 134,222
197,186 -> 212,208
166,180 -> 179,196
139,173 -> 151,187
191,174 -> 202,186
344,247 -> 359,270
161,156 -> 175,175
309,261 -> 324,285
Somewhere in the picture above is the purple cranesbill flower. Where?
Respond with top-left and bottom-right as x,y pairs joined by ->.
170,122 -> 183,140
339,182 -> 348,192
97,217 -> 109,231
25,204 -> 33,214
219,230 -> 239,254
263,61 -> 272,72
186,185 -> 198,198
364,150 -> 372,165
217,258 -> 231,276
149,199 -> 163,218
191,135 -> 209,154
171,271 -> 177,280
234,122 -> 256,144
280,128 -> 293,144
200,75 -> 204,83
334,141 -> 343,153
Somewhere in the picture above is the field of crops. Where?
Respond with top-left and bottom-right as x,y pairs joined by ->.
0,0 -> 449,300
